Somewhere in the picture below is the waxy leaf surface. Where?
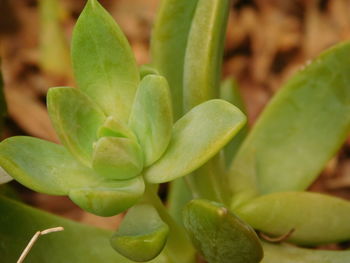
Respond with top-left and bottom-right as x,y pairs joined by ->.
183,199 -> 263,263
0,137 -> 145,216
92,137 -> 143,180
145,100 -> 246,183
111,204 -> 169,262
236,191 -> 350,245
47,87 -> 105,165
229,42 -> 350,207
69,177 -> 145,217
129,75 -> 173,166
262,243 -> 350,263
0,136 -> 103,195
183,0 -> 231,111
72,0 -> 139,122
151,0 -> 199,119
0,195 -> 171,263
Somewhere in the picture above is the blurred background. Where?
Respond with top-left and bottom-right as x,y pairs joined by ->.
1,0 -> 350,235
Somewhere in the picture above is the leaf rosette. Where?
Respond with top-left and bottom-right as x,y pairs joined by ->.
0,0 -> 245,217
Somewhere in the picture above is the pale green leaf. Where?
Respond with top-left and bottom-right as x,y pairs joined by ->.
151,0 -> 199,120
92,137 -> 143,180
129,75 -> 173,166
0,136 -> 103,195
69,177 -> 145,217
111,204 -> 169,261
229,42 -> 350,208
262,242 -> 350,263
183,0 -> 231,111
47,87 -> 105,165
183,199 -> 263,263
236,191 -> 350,245
72,0 -> 139,122
145,99 -> 246,183
0,136 -> 144,216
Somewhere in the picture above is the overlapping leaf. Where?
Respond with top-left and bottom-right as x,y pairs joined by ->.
47,87 -> 105,165
236,191 -> 350,245
129,75 -> 173,166
0,136 -> 144,216
151,0 -> 199,120
229,42 -> 350,208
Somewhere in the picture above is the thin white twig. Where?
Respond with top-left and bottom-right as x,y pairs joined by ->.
17,226 -> 64,263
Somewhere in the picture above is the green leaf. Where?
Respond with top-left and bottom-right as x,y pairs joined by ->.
92,137 -> 143,180
183,199 -> 263,263
220,78 -> 248,166
151,0 -> 199,120
229,42 -> 350,208
111,204 -> 169,262
0,136 -> 102,195
129,75 -> 173,166
47,87 -> 105,166
262,242 -> 350,263
72,0 -> 139,122
183,0 -> 231,111
145,99 -> 246,183
69,177 -> 145,217
236,191 -> 350,245
98,116 -> 137,141
0,136 -> 144,216
0,195 -> 172,263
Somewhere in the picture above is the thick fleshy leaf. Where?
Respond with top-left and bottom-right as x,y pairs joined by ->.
151,0 -> 199,120
183,0 -> 231,111
69,177 -> 145,217
220,78 -> 248,166
47,87 -> 105,165
183,199 -> 263,263
145,99 -> 246,183
0,195 -> 171,263
236,192 -> 350,245
129,75 -> 173,166
98,116 -> 136,141
72,0 -> 139,122
0,136 -> 104,195
92,137 -> 143,180
229,42 -> 350,207
262,242 -> 350,263
111,204 -> 169,261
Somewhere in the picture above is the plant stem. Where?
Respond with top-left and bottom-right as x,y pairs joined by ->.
143,185 -> 196,263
